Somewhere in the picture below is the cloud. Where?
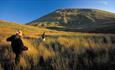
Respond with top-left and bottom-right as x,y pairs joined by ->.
100,1 -> 109,6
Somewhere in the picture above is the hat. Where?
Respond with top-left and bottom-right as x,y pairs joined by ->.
16,30 -> 23,36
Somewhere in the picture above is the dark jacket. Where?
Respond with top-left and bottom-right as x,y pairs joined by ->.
6,35 -> 24,54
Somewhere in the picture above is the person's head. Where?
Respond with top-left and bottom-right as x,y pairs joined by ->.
16,30 -> 23,36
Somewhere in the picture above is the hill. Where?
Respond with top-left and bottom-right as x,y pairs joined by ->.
27,8 -> 115,33
0,20 -> 57,40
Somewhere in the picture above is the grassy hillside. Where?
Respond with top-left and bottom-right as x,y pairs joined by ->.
0,20 -> 115,70
27,8 -> 115,33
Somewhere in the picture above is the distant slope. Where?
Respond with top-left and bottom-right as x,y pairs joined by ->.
0,20 -> 54,42
27,8 -> 115,33
0,20 -> 77,42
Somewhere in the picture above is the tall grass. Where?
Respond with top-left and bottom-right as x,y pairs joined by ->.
0,22 -> 115,70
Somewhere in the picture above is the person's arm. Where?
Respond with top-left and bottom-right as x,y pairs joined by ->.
6,35 -> 14,41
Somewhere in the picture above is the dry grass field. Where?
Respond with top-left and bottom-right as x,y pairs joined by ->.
0,21 -> 115,70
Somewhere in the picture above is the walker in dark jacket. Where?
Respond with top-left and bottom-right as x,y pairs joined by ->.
6,33 -> 28,64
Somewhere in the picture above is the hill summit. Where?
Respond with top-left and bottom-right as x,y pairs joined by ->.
27,8 -> 115,33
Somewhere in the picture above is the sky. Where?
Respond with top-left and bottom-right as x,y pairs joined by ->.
0,0 -> 115,24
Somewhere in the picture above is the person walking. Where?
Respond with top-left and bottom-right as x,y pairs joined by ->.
6,30 -> 28,64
